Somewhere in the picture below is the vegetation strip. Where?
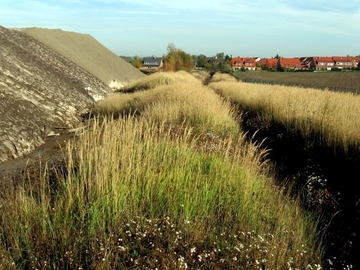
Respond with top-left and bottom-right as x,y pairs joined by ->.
208,72 -> 360,269
0,72 -> 323,269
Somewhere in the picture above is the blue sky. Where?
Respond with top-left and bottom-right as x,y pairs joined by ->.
1,0 -> 359,58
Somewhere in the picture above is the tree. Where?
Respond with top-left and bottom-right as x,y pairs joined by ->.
196,54 -> 208,68
222,62 -> 232,73
163,43 -> 193,72
216,52 -> 225,62
129,56 -> 142,69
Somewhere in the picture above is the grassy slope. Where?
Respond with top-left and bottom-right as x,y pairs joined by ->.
0,71 -> 324,269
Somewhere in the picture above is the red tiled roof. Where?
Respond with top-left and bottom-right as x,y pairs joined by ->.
243,58 -> 256,66
279,58 -> 302,68
231,57 -> 256,67
332,56 -> 355,68
267,59 -> 279,66
231,57 -> 243,67
259,58 -> 278,68
316,57 -> 334,63
332,56 -> 352,63
259,58 -> 267,66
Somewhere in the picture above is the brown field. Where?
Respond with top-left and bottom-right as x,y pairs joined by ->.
233,71 -> 360,94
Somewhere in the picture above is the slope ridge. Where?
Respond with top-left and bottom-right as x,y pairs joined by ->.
21,27 -> 145,87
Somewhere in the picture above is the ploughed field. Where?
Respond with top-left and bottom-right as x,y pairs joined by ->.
233,70 -> 360,94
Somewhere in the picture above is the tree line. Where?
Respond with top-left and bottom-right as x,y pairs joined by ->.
126,47 -> 360,73
126,43 -> 233,73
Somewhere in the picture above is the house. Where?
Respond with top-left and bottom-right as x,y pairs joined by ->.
259,58 -> 279,70
278,58 -> 302,70
300,57 -> 316,70
142,56 -> 163,69
315,57 -> 335,70
353,57 -> 360,68
258,58 -> 267,67
243,58 -> 257,70
231,57 -> 257,71
332,56 -> 353,69
231,57 -> 244,71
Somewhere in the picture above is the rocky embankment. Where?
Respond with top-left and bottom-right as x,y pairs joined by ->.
0,25 -> 114,163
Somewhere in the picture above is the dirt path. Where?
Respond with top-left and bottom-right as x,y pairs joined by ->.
0,131 -> 75,189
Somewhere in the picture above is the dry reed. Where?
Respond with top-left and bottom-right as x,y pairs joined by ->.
94,72 -> 240,135
209,80 -> 360,152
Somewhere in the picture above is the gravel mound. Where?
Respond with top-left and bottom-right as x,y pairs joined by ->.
21,27 -> 145,88
0,25 -> 143,164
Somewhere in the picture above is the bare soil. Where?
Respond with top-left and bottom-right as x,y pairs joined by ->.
233,70 -> 360,94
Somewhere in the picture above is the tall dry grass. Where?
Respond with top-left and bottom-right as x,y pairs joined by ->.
210,72 -> 238,83
93,71 -> 240,136
209,79 -> 360,152
118,70 -> 201,93
0,116 -> 323,269
0,71 -> 324,269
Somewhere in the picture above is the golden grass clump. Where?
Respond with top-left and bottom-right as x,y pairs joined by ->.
119,70 -> 202,93
0,116 -> 323,268
191,70 -> 211,83
209,80 -> 360,152
93,71 -> 202,116
93,71 -> 240,135
210,72 -> 238,83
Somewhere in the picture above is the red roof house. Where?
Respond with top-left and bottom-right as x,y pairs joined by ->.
231,57 -> 244,70
315,57 -> 335,70
259,58 -> 279,70
259,58 -> 267,67
243,58 -> 257,70
231,57 -> 257,71
278,58 -> 302,70
353,57 -> 360,68
300,57 -> 316,69
332,56 -> 353,69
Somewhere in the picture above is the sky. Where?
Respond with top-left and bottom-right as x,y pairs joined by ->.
1,0 -> 360,58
